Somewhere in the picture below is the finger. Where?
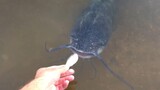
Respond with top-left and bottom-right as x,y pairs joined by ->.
55,75 -> 74,85
56,80 -> 69,90
63,80 -> 70,89
60,75 -> 75,82
61,69 -> 75,77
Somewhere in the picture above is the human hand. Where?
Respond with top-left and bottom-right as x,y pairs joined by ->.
35,65 -> 75,90
21,65 -> 75,90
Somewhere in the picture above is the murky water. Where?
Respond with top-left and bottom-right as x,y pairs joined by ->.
0,0 -> 160,90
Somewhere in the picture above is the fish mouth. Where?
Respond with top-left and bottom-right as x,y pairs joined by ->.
70,47 -> 94,58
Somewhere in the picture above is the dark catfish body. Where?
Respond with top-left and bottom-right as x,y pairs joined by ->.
47,0 -> 134,90
70,0 -> 114,58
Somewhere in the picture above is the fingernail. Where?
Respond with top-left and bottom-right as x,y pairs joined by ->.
65,80 -> 69,84
69,69 -> 75,74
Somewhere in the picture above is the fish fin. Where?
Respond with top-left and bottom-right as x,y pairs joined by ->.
96,55 -> 134,90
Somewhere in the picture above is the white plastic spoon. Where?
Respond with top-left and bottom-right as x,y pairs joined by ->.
65,53 -> 79,68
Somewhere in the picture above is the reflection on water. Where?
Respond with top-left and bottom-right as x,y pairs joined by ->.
0,0 -> 160,90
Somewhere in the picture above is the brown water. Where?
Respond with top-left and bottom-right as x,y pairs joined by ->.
0,0 -> 160,90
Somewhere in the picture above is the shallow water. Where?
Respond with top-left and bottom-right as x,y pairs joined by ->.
0,0 -> 160,90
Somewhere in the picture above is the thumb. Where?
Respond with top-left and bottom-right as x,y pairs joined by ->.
46,65 -> 69,82
37,65 -> 69,81
46,65 -> 69,77
36,65 -> 69,79
53,65 -> 69,74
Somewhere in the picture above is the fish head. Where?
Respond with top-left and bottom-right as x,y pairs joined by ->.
69,36 -> 106,58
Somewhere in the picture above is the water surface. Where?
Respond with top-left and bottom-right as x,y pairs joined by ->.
0,0 -> 160,90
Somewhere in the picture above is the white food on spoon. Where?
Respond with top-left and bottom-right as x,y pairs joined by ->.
66,53 -> 79,67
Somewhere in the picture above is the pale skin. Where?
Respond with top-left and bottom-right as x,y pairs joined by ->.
20,65 -> 75,90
